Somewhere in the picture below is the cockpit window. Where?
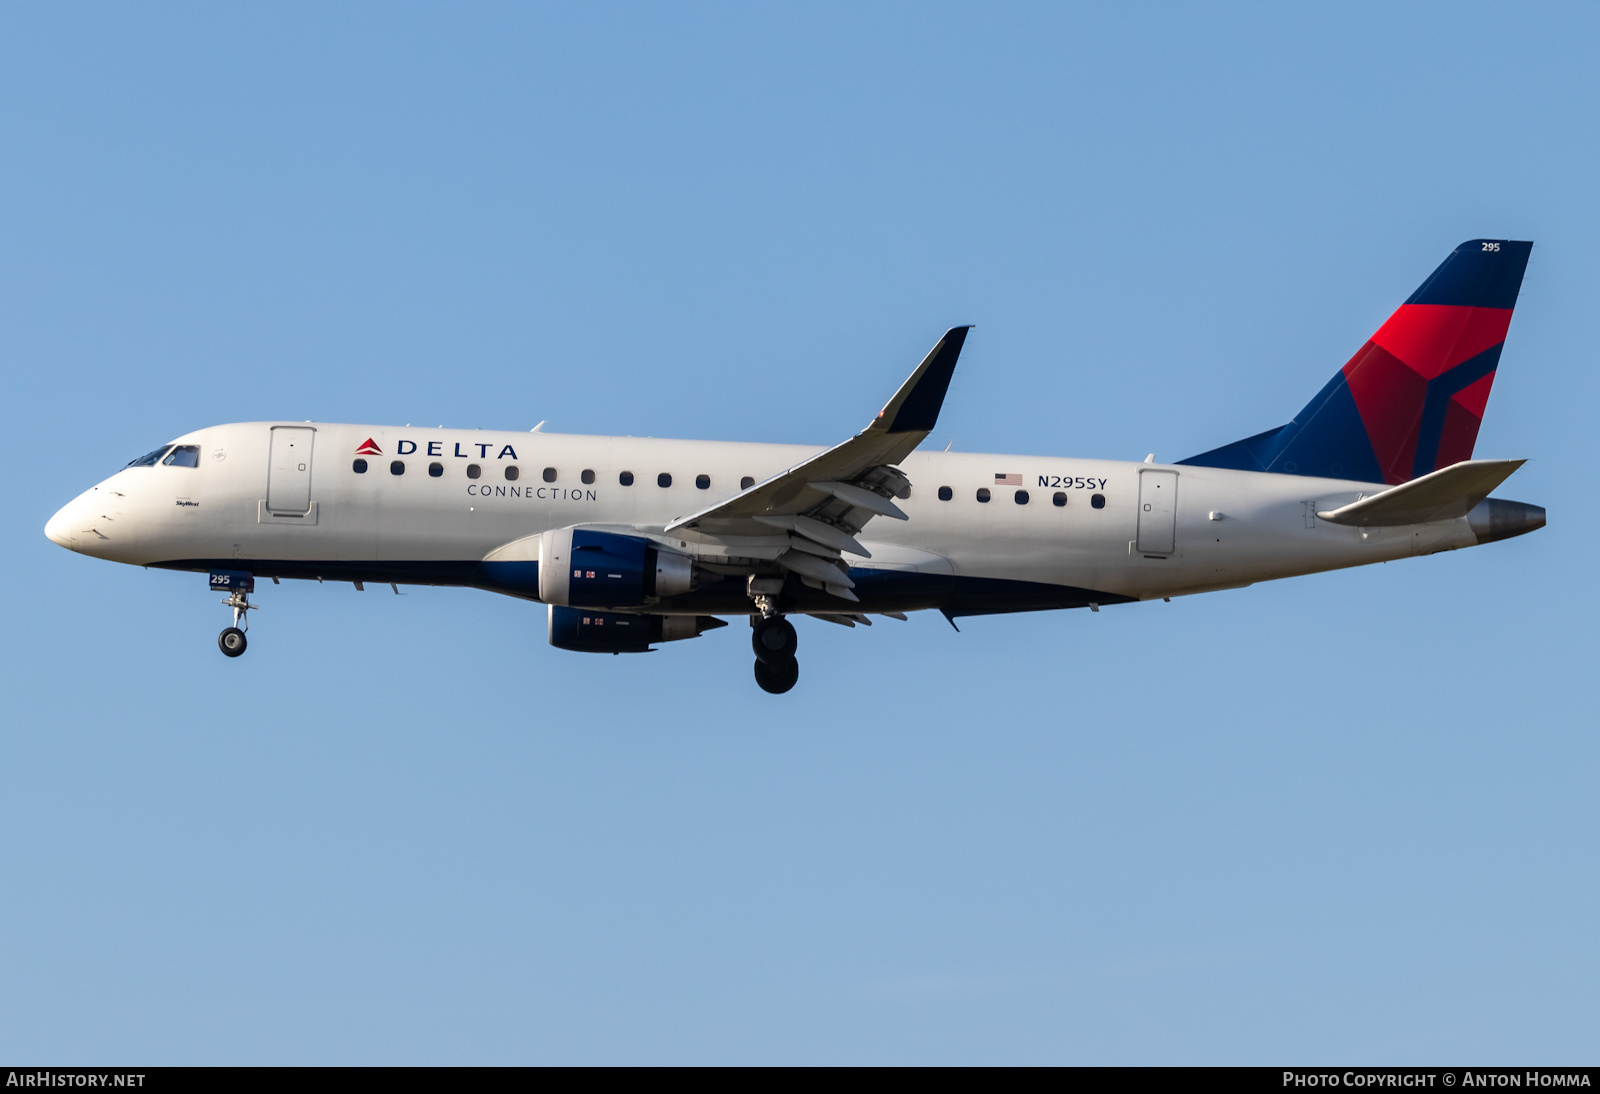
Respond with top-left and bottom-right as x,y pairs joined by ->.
126,445 -> 173,468
162,445 -> 200,468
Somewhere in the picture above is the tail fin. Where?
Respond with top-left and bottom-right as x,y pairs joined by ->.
1180,239 -> 1532,484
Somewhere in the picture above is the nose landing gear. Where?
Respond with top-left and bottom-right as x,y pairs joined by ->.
218,588 -> 256,657
210,570 -> 257,658
751,614 -> 799,694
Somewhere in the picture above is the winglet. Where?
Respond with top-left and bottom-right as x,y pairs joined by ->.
663,326 -> 972,534
873,326 -> 972,434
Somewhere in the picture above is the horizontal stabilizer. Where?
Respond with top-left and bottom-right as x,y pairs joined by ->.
1316,459 -> 1525,527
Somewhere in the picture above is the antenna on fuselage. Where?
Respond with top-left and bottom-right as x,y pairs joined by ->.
531,421 -> 546,432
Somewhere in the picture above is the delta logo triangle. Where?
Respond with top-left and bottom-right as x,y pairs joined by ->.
355,438 -> 382,456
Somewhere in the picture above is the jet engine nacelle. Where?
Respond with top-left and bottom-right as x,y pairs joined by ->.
548,605 -> 727,653
537,527 -> 695,608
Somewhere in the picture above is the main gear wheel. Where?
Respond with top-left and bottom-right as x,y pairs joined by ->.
753,654 -> 799,694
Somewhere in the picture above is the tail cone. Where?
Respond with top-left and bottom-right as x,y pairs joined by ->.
1468,498 -> 1546,544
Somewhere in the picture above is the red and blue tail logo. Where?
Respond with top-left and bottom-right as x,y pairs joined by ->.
1182,239 -> 1532,484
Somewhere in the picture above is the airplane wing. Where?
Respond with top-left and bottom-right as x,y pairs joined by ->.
664,326 -> 971,601
1316,458 -> 1525,526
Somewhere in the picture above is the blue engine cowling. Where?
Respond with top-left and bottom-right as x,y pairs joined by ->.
537,527 -> 695,608
548,605 -> 727,653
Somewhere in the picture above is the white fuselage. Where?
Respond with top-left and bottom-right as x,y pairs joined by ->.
45,421 -> 1493,614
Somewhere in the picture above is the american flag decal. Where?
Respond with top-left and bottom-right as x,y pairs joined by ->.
995,473 -> 1022,486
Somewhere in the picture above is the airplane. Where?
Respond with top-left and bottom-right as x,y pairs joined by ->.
45,239 -> 1545,694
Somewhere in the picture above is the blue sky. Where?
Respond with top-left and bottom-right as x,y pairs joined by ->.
2,3 -> 1596,1064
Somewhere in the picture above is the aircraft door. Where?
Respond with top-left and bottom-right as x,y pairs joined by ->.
266,427 -> 316,513
1136,470 -> 1178,555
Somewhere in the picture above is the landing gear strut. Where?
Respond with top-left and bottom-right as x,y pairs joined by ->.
751,615 -> 799,694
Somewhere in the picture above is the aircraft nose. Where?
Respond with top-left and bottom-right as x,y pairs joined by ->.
45,502 -> 76,549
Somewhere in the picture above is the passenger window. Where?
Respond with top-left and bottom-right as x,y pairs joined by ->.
543,467 -> 557,483
581,469 -> 596,485
390,460 -> 405,476
658,472 -> 672,488
741,476 -> 755,490
937,486 -> 953,501
695,474 -> 710,490
1014,489 -> 1029,505
1052,491 -> 1067,507
619,471 -> 635,486
467,464 -> 481,479
126,446 -> 173,468
976,488 -> 991,503
505,465 -> 520,481
428,462 -> 444,478
162,445 -> 200,468
353,459 -> 368,474
1090,493 -> 1106,509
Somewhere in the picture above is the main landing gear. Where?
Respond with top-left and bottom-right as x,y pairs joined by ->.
751,615 -> 799,694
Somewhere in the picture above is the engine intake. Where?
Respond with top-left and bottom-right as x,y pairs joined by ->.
538,527 -> 696,607
548,605 -> 727,653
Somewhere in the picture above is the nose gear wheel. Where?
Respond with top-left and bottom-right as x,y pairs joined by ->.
218,627 -> 247,657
